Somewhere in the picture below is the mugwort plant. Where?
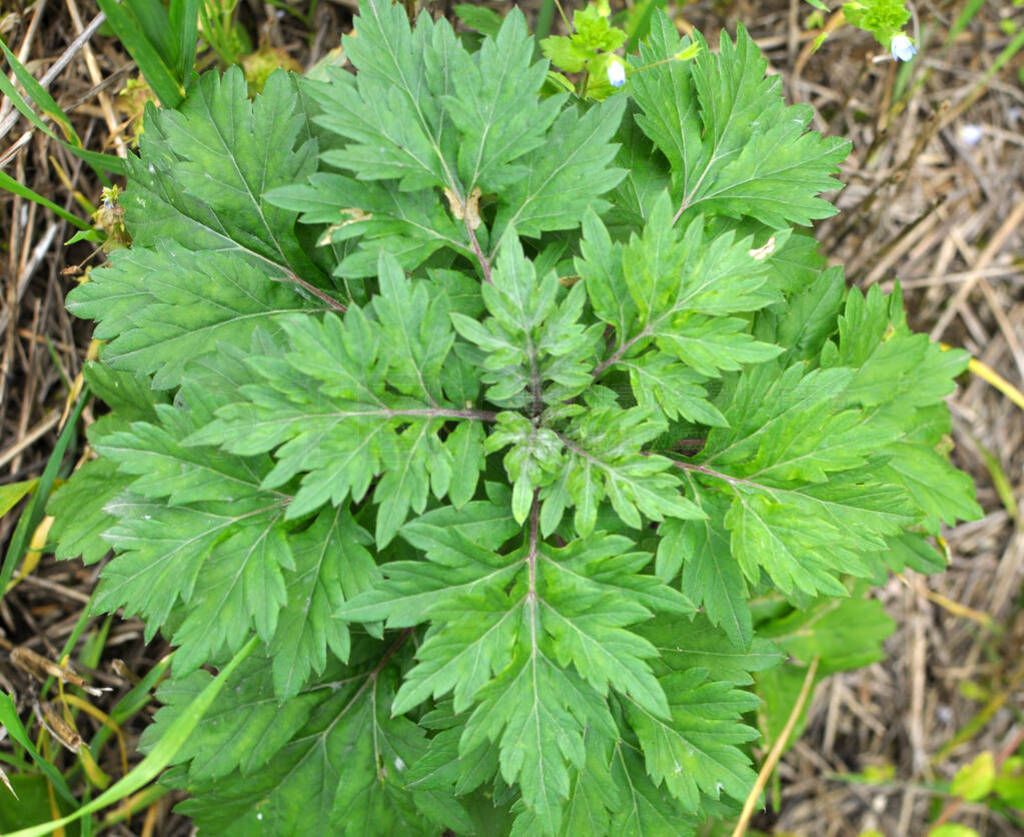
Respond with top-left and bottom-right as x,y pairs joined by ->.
49,0 -> 977,832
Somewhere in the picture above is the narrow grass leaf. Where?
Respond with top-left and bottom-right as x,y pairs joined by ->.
4,637 -> 259,837
0,171 -> 94,231
0,693 -> 78,806
94,0 -> 184,107
0,39 -> 123,174
1,389 -> 88,595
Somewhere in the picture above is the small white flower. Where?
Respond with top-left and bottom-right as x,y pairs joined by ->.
607,57 -> 626,88
958,123 -> 983,146
890,33 -> 917,62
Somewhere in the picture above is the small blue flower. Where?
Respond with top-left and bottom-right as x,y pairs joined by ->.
890,33 -> 917,62
607,57 -> 626,88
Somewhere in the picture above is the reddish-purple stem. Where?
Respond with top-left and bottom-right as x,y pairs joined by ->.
283,271 -> 347,311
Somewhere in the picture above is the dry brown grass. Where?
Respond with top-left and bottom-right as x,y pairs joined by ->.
0,1 -> 1021,834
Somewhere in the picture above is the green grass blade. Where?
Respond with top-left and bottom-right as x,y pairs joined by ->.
0,38 -> 78,143
974,437 -> 1018,521
947,0 -> 986,43
0,39 -> 124,174
87,657 -> 173,758
95,0 -> 185,107
990,28 -> 1024,77
122,0 -> 176,66
0,693 -> 78,806
0,170 -> 95,231
169,0 -> 201,85
622,0 -> 667,54
4,636 -> 260,837
534,0 -> 554,40
0,388 -> 89,595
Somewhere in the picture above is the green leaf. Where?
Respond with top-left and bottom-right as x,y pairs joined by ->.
560,728 -> 621,834
47,364 -> 163,565
540,35 -> 589,73
572,4 -> 628,53
454,3 -> 504,37
94,485 -> 288,658
615,353 -> 726,426
336,500 -> 521,628
757,265 -> 845,362
552,534 -> 695,618
341,519 -> 691,831
758,596 -> 895,674
452,233 -> 600,408
581,195 -> 781,382
657,498 -> 752,649
950,751 -> 996,802
445,420 -> 486,507
554,407 -> 704,537
606,105 -> 672,229
402,704 -> 499,798
631,14 -> 849,228
190,258 -> 488,543
486,412 -> 566,525
169,0 -> 201,83
123,67 -> 323,282
161,646 -> 449,836
828,285 -> 967,413
881,531 -> 947,575
322,2 -> 559,201
621,191 -> 778,324
879,442 -> 981,527
140,653 -> 323,781
353,527 -> 672,720
610,736 -> 700,834
842,0 -> 910,47
577,207 -> 637,334
639,612 -> 782,686
82,361 -> 167,423
674,350 -> 936,595
67,245 -> 319,390
269,508 -> 380,697
821,285 -> 983,528
461,650 -> 590,833
84,352 -> 299,668
492,94 -> 626,244
323,2 -> 455,191
268,172 -> 466,278
0,479 -> 37,517
720,475 -> 908,596
706,363 -> 892,484
993,756 -> 1024,808
444,10 -> 561,193
95,0 -> 185,107
625,668 -> 760,811
48,458 -> 130,565
927,826 -> 981,837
